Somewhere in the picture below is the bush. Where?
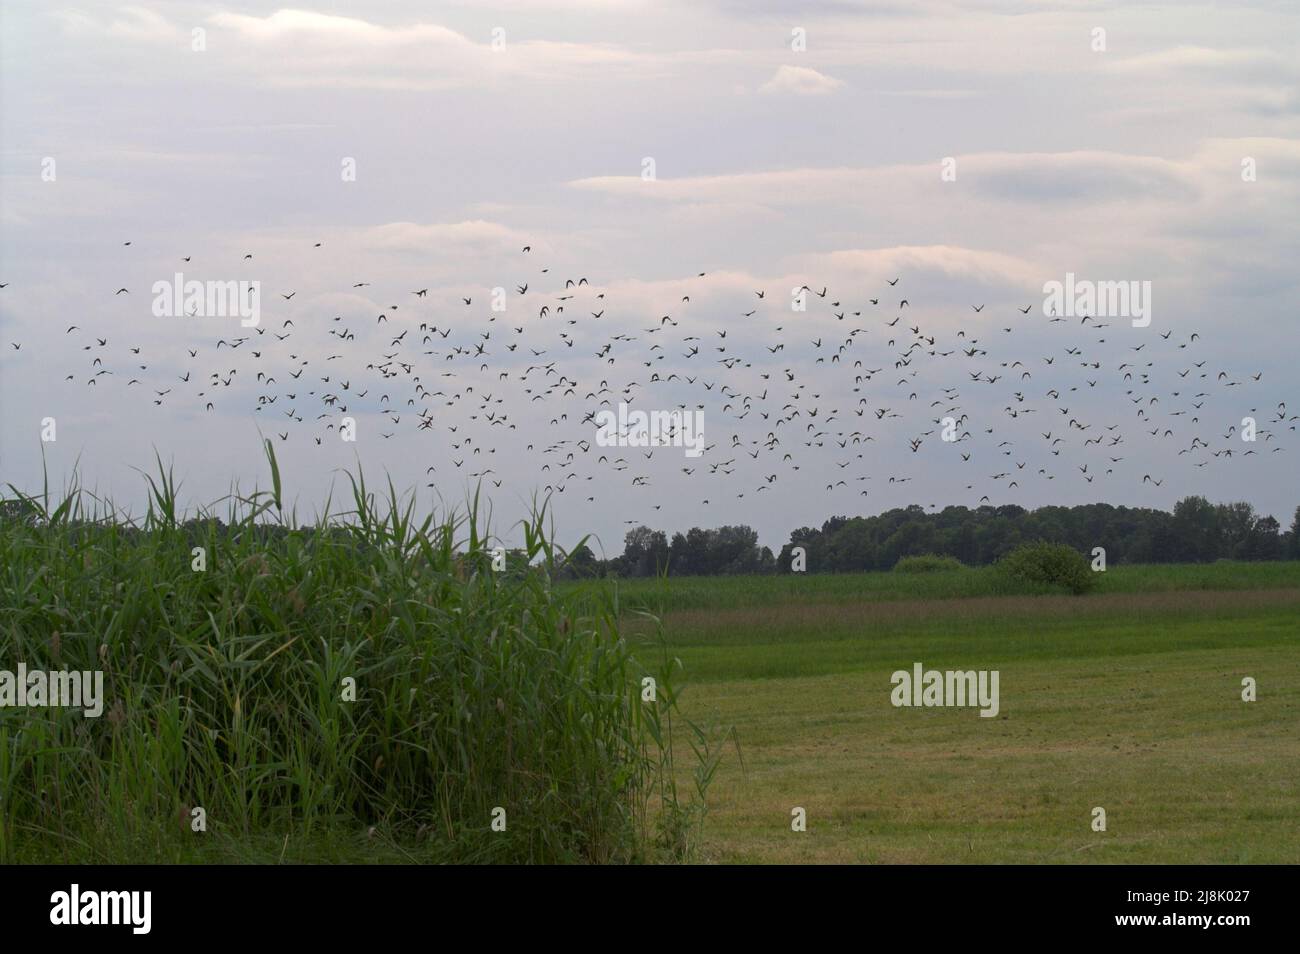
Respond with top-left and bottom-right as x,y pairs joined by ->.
894,554 -> 964,573
996,541 -> 1097,594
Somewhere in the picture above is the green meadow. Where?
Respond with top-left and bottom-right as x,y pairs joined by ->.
620,566 -> 1300,863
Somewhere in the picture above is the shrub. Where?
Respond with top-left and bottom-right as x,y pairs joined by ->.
996,541 -> 1097,594
894,554 -> 964,573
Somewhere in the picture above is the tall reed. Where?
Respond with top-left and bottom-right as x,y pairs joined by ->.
0,446 -> 717,863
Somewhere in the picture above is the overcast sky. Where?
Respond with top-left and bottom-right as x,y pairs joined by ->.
1,1 -> 1297,555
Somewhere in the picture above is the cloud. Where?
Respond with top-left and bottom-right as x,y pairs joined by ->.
361,220 -> 535,255
569,165 -> 872,203
568,150 -> 1200,207
55,5 -> 183,42
196,9 -> 750,89
961,151 -> 1198,204
796,245 -> 1044,290
57,7 -> 666,90
759,65 -> 844,95
1107,46 -> 1290,76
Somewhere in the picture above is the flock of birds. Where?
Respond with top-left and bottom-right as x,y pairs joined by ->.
2,239 -> 1294,524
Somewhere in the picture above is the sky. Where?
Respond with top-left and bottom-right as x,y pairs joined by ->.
1,1 -> 1297,556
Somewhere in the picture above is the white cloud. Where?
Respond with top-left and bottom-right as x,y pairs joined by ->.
361,220 -> 536,255
568,151 -> 1199,207
1106,46 -> 1289,75
56,7 -> 668,90
759,65 -> 844,95
798,245 -> 1044,290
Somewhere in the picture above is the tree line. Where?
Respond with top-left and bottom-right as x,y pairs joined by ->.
597,498 -> 1300,577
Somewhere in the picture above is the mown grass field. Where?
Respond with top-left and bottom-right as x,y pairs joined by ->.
618,563 -> 1300,863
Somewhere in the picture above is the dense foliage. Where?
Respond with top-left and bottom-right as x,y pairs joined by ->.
597,498 -> 1300,577
893,554 -> 965,573
0,451 -> 718,863
995,542 -> 1098,595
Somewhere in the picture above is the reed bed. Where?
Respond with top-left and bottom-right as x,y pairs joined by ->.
0,445 -> 719,863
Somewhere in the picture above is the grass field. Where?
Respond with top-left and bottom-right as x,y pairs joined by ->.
603,560 -> 1300,615
621,565 -> 1300,863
